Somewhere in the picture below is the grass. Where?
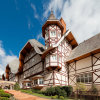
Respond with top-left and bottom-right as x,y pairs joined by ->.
20,89 -> 51,99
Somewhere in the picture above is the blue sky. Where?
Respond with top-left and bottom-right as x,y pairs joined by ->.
0,0 -> 46,56
0,0 -> 100,74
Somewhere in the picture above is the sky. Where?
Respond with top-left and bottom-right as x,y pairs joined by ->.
0,0 -> 100,75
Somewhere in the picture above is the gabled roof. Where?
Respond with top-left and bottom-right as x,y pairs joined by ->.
66,33 -> 100,63
20,39 -> 45,56
19,39 -> 45,73
42,11 -> 64,38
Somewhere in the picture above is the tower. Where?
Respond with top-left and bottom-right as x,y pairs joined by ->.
42,10 -> 72,86
42,10 -> 68,70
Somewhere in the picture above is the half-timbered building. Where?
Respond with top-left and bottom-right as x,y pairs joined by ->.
3,10 -> 100,90
66,33 -> 100,90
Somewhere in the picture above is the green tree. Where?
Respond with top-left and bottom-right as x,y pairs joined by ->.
14,82 -> 20,90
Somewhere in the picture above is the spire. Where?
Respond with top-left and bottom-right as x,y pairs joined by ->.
48,9 -> 57,20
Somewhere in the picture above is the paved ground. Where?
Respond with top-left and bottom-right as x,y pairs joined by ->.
5,90 -> 49,100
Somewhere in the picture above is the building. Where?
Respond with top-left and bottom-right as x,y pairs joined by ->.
3,11 -> 100,90
5,58 -> 19,82
0,59 -> 18,89
66,33 -> 100,90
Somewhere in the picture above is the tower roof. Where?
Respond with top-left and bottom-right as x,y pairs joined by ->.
48,10 -> 57,20
42,10 -> 64,37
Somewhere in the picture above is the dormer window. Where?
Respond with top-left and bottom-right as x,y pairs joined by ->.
50,30 -> 56,37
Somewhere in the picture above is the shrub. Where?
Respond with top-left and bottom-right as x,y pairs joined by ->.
44,87 -> 56,96
0,92 -> 11,98
0,97 -> 9,100
14,82 -> 20,90
0,89 -> 4,93
59,96 -> 64,100
89,84 -> 98,94
55,86 -> 66,98
51,95 -> 58,99
76,83 -> 87,94
44,86 -> 67,98
61,86 -> 73,97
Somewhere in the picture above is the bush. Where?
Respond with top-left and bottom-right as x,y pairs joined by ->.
14,82 -> 20,90
51,95 -> 58,99
55,86 -> 66,98
44,86 -> 67,98
89,84 -> 98,94
0,89 -> 4,93
76,83 -> 87,94
61,86 -> 73,97
0,92 -> 11,98
59,96 -> 64,100
0,89 -> 11,98
44,87 -> 56,96
0,97 -> 9,100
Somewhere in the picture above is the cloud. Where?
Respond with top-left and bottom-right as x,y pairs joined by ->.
43,0 -> 100,43
0,41 -> 18,75
43,0 -> 64,18
31,3 -> 39,19
37,33 -> 44,41
27,19 -> 34,30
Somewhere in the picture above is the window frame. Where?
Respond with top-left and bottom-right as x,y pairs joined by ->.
50,30 -> 56,37
76,73 -> 92,83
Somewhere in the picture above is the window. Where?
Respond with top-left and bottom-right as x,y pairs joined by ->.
58,45 -> 61,51
76,73 -> 92,83
32,58 -> 34,62
39,78 -> 43,84
50,30 -> 56,37
52,55 -> 57,61
26,83 -> 31,87
58,33 -> 61,38
34,79 -> 38,85
59,56 -> 61,62
46,56 -> 49,63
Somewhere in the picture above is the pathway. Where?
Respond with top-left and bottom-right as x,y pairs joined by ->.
5,90 -> 49,100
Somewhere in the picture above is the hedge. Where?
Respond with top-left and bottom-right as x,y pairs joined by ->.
43,86 -> 73,98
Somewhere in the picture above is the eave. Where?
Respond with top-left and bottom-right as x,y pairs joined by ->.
66,32 -> 78,49
42,20 -> 64,37
66,48 -> 100,63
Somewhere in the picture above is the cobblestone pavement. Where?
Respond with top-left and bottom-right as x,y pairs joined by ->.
5,90 -> 49,100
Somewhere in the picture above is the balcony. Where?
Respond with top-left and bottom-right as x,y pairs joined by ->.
22,79 -> 31,89
32,75 -> 44,89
